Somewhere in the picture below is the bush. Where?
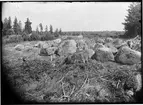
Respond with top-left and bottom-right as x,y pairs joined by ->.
22,32 -> 31,41
29,32 -> 40,41
40,32 -> 55,41
3,35 -> 23,44
6,29 -> 15,35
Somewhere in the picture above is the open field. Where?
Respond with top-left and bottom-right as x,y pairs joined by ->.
2,35 -> 142,103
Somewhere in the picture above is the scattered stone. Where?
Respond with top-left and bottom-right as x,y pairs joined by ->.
14,44 -> 25,51
46,47 -> 57,56
91,47 -> 114,62
76,39 -> 88,51
53,38 -> 62,44
115,46 -> 141,65
105,37 -> 113,43
58,39 -> 77,56
93,43 -> 105,50
112,39 -> 124,48
34,41 -> 46,48
104,43 -> 118,54
135,73 -> 142,92
96,38 -> 105,44
24,46 -> 33,52
85,48 -> 95,58
39,48 -> 48,56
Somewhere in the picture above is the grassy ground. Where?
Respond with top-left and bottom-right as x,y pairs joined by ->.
2,39 -> 141,103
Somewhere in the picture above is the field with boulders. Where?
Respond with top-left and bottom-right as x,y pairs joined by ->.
2,35 -> 142,103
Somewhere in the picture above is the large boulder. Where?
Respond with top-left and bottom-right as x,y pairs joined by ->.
76,39 -> 88,51
105,37 -> 113,43
64,51 -> 89,64
115,46 -> 141,65
85,48 -> 95,58
112,39 -> 124,48
93,43 -> 105,50
46,47 -> 57,56
58,39 -> 77,56
96,38 -> 105,44
39,47 -> 57,56
14,44 -> 25,51
91,47 -> 114,62
53,38 -> 62,44
77,34 -> 83,39
24,46 -> 33,52
34,41 -> 46,48
104,43 -> 118,54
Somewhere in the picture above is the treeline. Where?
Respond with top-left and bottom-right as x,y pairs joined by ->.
2,17 -> 32,36
2,16 -> 63,42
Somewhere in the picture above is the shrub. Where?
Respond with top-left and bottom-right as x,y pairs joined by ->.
3,35 -> 23,44
40,32 -> 55,41
22,32 -> 31,41
29,32 -> 40,41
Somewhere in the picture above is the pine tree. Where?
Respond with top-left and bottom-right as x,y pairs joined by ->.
45,25 -> 48,32
24,18 -> 32,34
17,21 -> 22,34
59,28 -> 62,34
36,26 -> 39,34
2,18 -> 8,36
13,17 -> 19,35
49,25 -> 53,34
54,28 -> 59,37
39,23 -> 43,34
7,16 -> 12,29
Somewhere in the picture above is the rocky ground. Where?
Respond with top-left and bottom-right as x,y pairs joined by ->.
2,35 -> 142,103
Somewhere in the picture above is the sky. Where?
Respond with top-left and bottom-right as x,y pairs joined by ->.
2,2 -> 132,31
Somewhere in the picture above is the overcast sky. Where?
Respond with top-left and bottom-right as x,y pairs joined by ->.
2,2 -> 132,31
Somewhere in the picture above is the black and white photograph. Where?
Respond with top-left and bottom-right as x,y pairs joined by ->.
1,2 -> 142,104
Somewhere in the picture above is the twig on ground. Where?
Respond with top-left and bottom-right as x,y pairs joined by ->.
74,73 -> 88,97
70,85 -> 75,96
116,80 -> 121,88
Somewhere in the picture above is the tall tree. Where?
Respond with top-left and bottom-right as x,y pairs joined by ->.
2,18 -> 8,36
59,28 -> 62,34
45,25 -> 48,32
123,2 -> 141,38
49,25 -> 53,34
39,23 -> 43,33
17,20 -> 22,34
36,26 -> 39,34
7,16 -> 12,29
24,18 -> 32,34
13,17 -> 19,35
54,28 -> 59,37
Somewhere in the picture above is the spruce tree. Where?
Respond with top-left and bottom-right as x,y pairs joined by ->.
7,16 -> 12,29
2,18 -> 8,36
24,18 -> 32,34
13,17 -> 19,35
18,21 -> 22,34
45,25 -> 48,32
36,26 -> 39,34
49,25 -> 53,34
123,3 -> 141,37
